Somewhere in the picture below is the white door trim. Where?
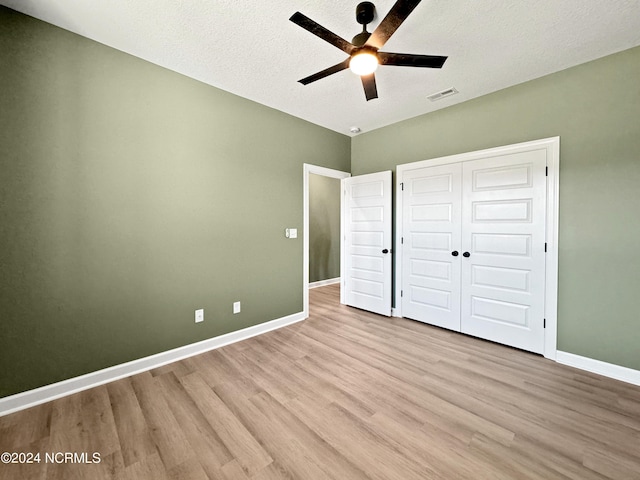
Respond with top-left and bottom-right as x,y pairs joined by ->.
396,137 -> 560,360
303,164 -> 350,318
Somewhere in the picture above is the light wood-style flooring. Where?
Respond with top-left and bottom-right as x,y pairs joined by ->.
1,284 -> 639,479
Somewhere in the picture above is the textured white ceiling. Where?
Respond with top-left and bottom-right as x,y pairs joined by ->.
2,0 -> 640,136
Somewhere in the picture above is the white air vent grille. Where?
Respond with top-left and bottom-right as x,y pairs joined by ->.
427,87 -> 459,102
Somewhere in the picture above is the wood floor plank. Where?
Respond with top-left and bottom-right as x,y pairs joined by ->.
286,396 -> 443,480
212,380 -> 332,480
218,343 -> 301,403
48,386 -> 120,460
467,433 -> 563,480
178,371 -> 273,477
186,349 -> 246,388
582,447 -> 640,480
219,459 -> 251,480
1,283 -> 639,480
149,359 -> 195,379
368,411 -> 515,480
253,332 -> 308,362
0,401 -> 51,452
106,377 -> 157,467
165,459 -> 208,480
491,434 -> 611,480
250,461 -> 297,480
155,371 -> 234,478
248,390 -> 371,480
115,453 -> 167,480
419,359 -> 640,462
129,371 -> 194,471
299,330 -> 518,447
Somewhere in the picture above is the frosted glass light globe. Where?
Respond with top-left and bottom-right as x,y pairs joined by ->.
349,52 -> 378,76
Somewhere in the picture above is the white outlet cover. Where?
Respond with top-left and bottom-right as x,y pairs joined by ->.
233,301 -> 241,314
288,228 -> 297,239
195,308 -> 204,323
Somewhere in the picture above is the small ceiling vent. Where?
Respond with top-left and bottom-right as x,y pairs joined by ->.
427,87 -> 459,102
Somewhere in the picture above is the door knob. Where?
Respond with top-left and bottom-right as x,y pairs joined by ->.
382,249 -> 389,254
451,251 -> 459,257
463,251 -> 471,257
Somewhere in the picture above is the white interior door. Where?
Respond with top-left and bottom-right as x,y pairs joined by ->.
460,151 -> 547,353
343,171 -> 392,316
401,164 -> 462,330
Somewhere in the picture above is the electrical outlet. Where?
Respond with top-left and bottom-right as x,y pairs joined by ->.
195,309 -> 204,323
233,301 -> 241,314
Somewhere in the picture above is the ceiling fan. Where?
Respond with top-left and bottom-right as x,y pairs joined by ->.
290,0 -> 448,101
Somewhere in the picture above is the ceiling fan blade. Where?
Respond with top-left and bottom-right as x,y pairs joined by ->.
361,73 -> 378,101
365,0 -> 422,50
290,12 -> 355,55
378,52 -> 447,68
298,59 -> 351,85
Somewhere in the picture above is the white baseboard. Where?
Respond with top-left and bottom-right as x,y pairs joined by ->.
0,311 -> 306,417
556,351 -> 640,387
309,277 -> 341,289
5,321 -> 636,417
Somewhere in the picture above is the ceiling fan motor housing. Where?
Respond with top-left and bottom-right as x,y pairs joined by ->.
356,2 -> 375,25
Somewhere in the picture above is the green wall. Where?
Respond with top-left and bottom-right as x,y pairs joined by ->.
309,174 -> 341,283
0,7 -> 350,398
2,6 -> 639,399
352,46 -> 640,371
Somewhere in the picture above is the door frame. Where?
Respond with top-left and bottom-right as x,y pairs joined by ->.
303,164 -> 351,318
395,137 -> 560,360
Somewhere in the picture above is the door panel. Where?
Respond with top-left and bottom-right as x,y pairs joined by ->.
472,233 -> 531,256
402,164 -> 462,330
460,150 -> 547,353
343,171 -> 392,316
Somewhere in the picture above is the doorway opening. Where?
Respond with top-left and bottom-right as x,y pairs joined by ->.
303,164 -> 350,318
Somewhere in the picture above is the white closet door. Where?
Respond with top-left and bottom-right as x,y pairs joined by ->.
401,164 -> 462,330
460,151 -> 547,353
343,171 -> 392,316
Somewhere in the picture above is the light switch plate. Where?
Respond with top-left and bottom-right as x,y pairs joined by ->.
195,309 -> 204,323
233,301 -> 241,314
285,228 -> 298,239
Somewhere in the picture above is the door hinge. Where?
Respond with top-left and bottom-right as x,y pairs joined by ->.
401,290 -> 403,297
401,237 -> 404,244
401,182 -> 404,191
545,242 -> 547,252
545,166 -> 548,176
543,318 -> 546,328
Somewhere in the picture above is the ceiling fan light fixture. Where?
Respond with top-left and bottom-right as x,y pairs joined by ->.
349,51 -> 378,76
290,1 -> 448,100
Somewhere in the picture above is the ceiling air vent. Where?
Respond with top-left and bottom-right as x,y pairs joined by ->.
427,87 -> 459,102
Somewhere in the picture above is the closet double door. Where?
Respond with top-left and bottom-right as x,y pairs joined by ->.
401,150 -> 547,353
